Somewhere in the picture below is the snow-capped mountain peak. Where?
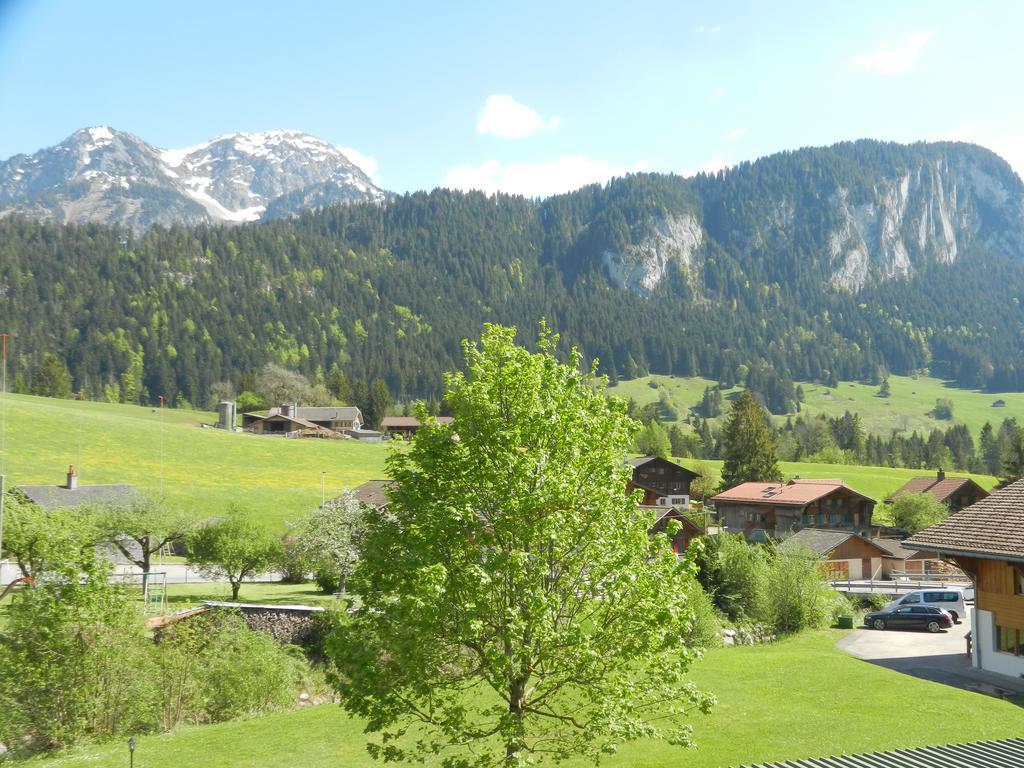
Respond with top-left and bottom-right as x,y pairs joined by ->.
0,127 -> 386,232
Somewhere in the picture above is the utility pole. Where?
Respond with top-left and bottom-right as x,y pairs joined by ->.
158,395 -> 165,495
321,470 -> 327,507
0,332 -> 9,584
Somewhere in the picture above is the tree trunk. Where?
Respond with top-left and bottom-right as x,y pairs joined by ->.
505,677 -> 527,764
141,544 -> 151,606
338,572 -> 347,595
231,579 -> 241,600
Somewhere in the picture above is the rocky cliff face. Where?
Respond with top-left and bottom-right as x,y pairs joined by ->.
601,213 -> 703,294
0,127 -> 386,233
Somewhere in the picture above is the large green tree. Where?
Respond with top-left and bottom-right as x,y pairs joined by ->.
890,492 -> 950,534
30,353 -> 73,398
718,389 -> 782,490
329,324 -> 713,768
290,491 -> 366,594
1,490 -> 97,578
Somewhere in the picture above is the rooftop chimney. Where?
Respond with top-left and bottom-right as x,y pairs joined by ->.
937,468 -> 946,481
66,464 -> 78,490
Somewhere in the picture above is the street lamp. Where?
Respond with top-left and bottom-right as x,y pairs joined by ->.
128,737 -> 135,768
321,470 -> 327,506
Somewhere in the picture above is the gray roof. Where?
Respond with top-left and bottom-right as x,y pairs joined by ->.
290,406 -> 361,421
17,483 -> 140,510
350,480 -> 392,508
735,737 -> 1024,767
904,479 -> 1024,562
778,528 -> 869,556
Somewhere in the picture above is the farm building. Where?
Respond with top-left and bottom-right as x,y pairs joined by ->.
905,480 -> 1024,680
17,465 -> 140,510
885,469 -> 989,512
777,528 -> 888,580
711,478 -> 875,543
242,404 -> 381,440
380,415 -> 454,439
626,456 -> 699,508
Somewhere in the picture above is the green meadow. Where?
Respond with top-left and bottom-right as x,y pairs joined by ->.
0,392 -> 998,531
0,393 -> 389,528
25,630 -> 1024,768
611,373 -> 1024,437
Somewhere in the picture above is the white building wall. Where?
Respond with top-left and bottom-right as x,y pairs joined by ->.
974,607 -> 1024,677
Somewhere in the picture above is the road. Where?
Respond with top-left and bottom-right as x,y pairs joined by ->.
838,611 -> 1024,698
1,559 -> 279,586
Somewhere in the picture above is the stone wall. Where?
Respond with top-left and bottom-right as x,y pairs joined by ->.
203,602 -> 325,646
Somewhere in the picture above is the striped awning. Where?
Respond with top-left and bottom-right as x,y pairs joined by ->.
736,738 -> 1024,767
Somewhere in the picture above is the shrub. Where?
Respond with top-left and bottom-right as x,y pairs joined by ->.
681,578 -> 723,649
763,545 -> 841,634
155,610 -> 305,728
314,568 -> 341,594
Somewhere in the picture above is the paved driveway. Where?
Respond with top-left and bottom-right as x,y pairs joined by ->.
838,612 -> 1024,698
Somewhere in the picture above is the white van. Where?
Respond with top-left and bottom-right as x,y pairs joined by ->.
885,589 -> 969,623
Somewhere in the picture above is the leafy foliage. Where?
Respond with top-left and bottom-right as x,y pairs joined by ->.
187,509 -> 283,600
289,491 -> 366,594
328,324 -> 714,767
889,492 -> 950,534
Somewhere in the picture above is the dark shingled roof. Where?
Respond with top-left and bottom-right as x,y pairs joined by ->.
886,474 -> 989,504
350,480 -> 392,509
904,479 -> 1024,562
777,528 -> 866,556
626,456 -> 698,477
380,416 -> 454,428
18,483 -> 140,510
735,737 -> 1024,767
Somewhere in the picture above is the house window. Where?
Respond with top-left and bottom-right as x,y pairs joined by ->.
1015,566 -> 1024,596
997,626 -> 1024,655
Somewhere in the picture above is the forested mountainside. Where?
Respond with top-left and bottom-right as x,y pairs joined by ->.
3,139 -> 1024,409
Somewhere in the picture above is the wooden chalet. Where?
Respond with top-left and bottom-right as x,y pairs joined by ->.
645,505 -> 704,554
711,478 -> 875,543
777,528 -> 888,580
626,456 -> 699,508
905,480 -> 1024,679
380,416 -> 454,439
885,469 -> 990,513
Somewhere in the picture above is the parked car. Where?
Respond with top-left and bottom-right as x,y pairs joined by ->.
883,588 -> 969,623
864,605 -> 954,633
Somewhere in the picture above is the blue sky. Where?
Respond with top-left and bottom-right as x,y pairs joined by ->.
1,0 -> 1021,196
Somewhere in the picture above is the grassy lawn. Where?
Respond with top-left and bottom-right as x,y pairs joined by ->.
25,630 -> 1024,768
0,393 -> 389,528
611,372 -> 1024,437
152,581 -> 341,610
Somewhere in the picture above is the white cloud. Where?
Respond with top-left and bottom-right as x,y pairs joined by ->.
441,155 -> 646,198
725,127 -> 747,141
851,31 -> 933,75
476,95 -> 561,139
339,146 -> 380,182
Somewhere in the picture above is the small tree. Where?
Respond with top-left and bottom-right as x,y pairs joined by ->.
97,497 -> 193,602
933,398 -> 954,420
328,324 -> 713,767
31,353 -> 73,398
290,491 -> 367,595
635,419 -> 671,458
718,390 -> 782,490
187,509 -> 282,600
1,489 -> 96,578
890,491 -> 949,534
877,378 -> 891,398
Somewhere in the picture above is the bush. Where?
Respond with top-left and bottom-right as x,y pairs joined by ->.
681,578 -> 723,649
764,545 -> 842,634
156,610 -> 306,728
314,568 -> 341,594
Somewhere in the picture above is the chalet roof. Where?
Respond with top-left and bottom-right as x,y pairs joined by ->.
626,456 -> 698,477
869,537 -> 920,559
17,482 -> 141,510
711,479 -> 873,508
886,473 -> 988,504
641,505 -> 705,533
777,528 -> 885,557
904,479 -> 1024,562
381,416 -> 455,428
350,480 -> 393,509
285,406 -> 361,422
735,737 -> 1024,768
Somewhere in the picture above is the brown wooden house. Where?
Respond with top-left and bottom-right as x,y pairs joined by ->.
644,506 -> 705,554
905,480 -> 1024,679
778,528 -> 888,580
711,478 -> 875,543
626,456 -> 699,508
885,469 -> 990,513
